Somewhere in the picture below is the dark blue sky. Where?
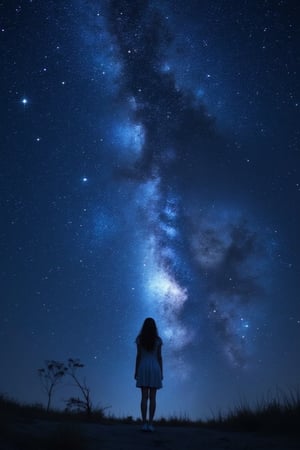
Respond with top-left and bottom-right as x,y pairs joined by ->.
1,0 -> 299,419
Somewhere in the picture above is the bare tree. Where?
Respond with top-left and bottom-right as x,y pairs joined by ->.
65,358 -> 92,416
38,360 -> 67,412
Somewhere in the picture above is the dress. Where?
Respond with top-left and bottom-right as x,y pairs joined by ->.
136,337 -> 163,389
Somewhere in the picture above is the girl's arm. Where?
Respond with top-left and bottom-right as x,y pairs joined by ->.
134,343 -> 141,379
157,343 -> 163,379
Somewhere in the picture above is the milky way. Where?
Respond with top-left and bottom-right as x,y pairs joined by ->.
79,0 -> 275,374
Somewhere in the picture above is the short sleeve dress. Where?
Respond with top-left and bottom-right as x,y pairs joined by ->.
136,337 -> 163,389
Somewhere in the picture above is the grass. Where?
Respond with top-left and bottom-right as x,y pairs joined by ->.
0,388 -> 299,443
205,388 -> 300,434
0,392 -> 106,423
0,394 -> 96,449
156,413 -> 203,427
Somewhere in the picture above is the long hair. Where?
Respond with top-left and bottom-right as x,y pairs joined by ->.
137,317 -> 159,352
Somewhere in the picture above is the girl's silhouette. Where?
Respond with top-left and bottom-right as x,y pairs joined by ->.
134,317 -> 163,431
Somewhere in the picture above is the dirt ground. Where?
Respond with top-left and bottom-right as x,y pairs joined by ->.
83,423 -> 299,450
1,419 -> 299,450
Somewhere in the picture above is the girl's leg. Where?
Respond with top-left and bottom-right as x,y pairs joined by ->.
149,388 -> 157,424
141,387 -> 149,423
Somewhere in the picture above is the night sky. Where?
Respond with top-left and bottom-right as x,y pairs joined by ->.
1,0 -> 300,420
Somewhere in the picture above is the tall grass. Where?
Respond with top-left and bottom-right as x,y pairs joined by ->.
0,393 -> 106,423
206,388 -> 300,433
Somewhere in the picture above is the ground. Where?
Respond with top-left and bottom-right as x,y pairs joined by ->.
1,419 -> 299,450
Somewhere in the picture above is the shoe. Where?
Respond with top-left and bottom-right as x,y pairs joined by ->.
148,424 -> 155,432
141,423 -> 148,431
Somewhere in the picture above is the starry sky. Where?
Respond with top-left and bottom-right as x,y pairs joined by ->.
1,0 -> 300,420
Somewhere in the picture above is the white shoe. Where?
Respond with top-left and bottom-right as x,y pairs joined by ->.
141,423 -> 148,431
148,424 -> 155,432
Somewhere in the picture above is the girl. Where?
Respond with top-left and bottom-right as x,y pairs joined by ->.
134,317 -> 163,431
